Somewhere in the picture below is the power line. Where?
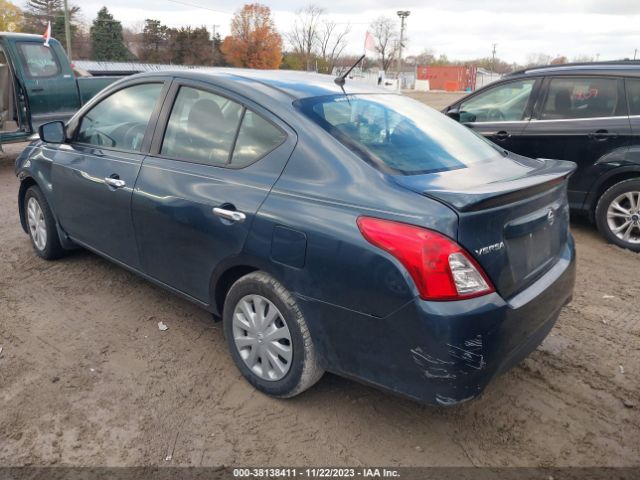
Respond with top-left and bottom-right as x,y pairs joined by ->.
165,0 -> 231,14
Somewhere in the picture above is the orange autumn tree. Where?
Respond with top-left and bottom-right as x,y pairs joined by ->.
222,3 -> 283,69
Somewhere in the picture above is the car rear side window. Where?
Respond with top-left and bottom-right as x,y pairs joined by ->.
161,87 -> 244,165
627,78 -> 640,116
161,86 -> 285,167
541,77 -> 618,119
76,83 -> 163,151
231,110 -> 286,167
17,42 -> 60,78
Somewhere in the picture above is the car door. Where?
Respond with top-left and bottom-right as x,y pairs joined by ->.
627,77 -> 640,136
14,40 -> 80,129
520,76 -> 632,209
131,80 -> 297,303
51,79 -> 169,268
452,77 -> 541,152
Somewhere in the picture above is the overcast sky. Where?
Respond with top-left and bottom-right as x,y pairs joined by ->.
22,0 -> 640,63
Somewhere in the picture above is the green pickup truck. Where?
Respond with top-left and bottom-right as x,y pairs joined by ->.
1,32 -> 118,145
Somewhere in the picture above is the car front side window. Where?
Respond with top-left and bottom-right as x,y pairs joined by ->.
540,77 -> 619,120
459,79 -> 535,123
76,83 -> 163,152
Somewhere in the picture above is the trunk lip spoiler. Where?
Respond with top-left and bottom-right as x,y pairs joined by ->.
395,159 -> 577,213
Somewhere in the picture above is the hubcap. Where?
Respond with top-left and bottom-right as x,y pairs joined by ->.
27,197 -> 47,251
606,191 -> 640,244
232,294 -> 293,381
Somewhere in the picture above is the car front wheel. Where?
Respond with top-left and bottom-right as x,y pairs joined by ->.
595,179 -> 640,252
24,185 -> 65,260
223,271 -> 324,398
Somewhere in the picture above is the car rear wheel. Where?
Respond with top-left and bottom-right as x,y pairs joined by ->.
24,186 -> 65,260
595,179 -> 640,252
223,271 -> 324,398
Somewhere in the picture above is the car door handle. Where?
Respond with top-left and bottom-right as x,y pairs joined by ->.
588,129 -> 616,141
104,177 -> 126,189
213,207 -> 246,223
495,130 -> 511,140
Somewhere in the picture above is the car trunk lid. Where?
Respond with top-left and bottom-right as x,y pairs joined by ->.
393,155 -> 576,299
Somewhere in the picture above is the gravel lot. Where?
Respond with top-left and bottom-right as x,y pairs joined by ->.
1,93 -> 639,467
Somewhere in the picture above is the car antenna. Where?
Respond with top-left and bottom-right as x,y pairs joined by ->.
334,54 -> 365,86
334,54 -> 365,101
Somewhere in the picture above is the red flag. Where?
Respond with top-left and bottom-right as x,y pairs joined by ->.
43,21 -> 51,47
364,31 -> 376,52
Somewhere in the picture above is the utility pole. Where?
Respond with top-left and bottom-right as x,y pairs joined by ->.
211,24 -> 220,63
635,48 -> 638,60
63,0 -> 72,61
491,43 -> 497,72
396,10 -> 410,89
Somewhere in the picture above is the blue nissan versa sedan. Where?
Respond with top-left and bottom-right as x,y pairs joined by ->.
15,70 -> 576,405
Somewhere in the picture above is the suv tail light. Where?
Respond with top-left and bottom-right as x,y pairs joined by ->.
357,217 -> 495,301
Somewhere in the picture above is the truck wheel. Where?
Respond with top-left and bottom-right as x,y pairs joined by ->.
223,271 -> 324,398
595,179 -> 640,252
24,185 -> 65,260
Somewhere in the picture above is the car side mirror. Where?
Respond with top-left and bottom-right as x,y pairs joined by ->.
38,121 -> 66,144
446,108 -> 461,122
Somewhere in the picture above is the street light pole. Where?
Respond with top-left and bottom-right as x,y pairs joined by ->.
396,10 -> 410,89
63,0 -> 72,61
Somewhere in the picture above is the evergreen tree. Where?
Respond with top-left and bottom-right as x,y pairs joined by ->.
23,0 -> 60,32
52,10 -> 77,45
140,19 -> 169,63
23,0 -> 79,34
90,7 -> 130,61
167,26 -> 216,66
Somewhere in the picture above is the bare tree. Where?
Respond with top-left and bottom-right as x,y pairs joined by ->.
318,20 -> 350,74
525,52 -> 552,68
369,16 -> 398,72
287,5 -> 324,71
415,48 -> 436,65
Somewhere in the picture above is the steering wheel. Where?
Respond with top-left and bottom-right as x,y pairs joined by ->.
122,124 -> 147,151
92,130 -> 116,147
487,108 -> 506,121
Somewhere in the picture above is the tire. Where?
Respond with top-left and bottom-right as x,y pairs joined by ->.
595,178 -> 640,252
24,185 -> 65,260
223,271 -> 324,398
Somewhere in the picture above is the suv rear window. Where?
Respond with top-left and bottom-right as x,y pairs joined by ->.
297,94 -> 503,175
541,77 -> 619,119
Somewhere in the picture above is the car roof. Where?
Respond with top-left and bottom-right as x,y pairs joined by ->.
506,61 -> 640,78
0,32 -> 50,41
136,68 -> 388,100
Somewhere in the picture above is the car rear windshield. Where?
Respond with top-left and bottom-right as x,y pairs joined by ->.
296,94 -> 503,175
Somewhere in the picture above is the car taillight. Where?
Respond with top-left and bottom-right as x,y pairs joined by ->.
357,217 -> 494,301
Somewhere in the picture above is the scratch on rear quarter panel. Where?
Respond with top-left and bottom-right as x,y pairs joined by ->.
410,347 -> 457,379
447,335 -> 485,370
435,394 -> 475,406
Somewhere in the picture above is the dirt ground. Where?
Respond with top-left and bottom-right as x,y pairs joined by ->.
1,93 -> 639,467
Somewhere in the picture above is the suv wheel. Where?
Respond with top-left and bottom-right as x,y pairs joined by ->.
223,271 -> 324,398
24,186 -> 65,260
595,179 -> 640,252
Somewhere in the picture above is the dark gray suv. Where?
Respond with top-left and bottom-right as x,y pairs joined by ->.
444,61 -> 640,251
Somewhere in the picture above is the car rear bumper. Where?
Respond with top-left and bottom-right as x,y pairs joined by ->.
297,235 -> 576,406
